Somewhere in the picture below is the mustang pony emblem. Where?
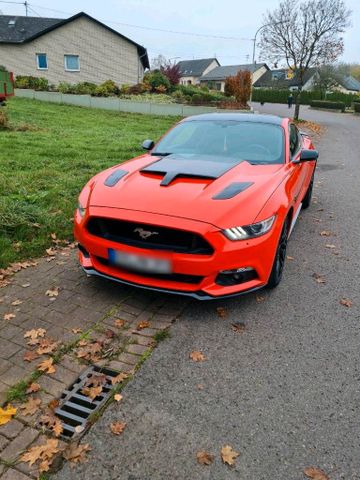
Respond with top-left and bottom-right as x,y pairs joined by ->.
133,227 -> 159,240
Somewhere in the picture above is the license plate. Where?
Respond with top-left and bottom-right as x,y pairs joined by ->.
108,249 -> 172,274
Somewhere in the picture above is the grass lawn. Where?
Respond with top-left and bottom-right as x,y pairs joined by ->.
0,97 -> 179,268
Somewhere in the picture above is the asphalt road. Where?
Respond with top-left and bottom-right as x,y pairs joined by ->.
56,104 -> 360,480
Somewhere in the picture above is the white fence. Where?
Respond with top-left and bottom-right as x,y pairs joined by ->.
15,89 -> 251,117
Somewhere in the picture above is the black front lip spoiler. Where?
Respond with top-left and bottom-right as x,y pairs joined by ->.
82,267 -> 265,301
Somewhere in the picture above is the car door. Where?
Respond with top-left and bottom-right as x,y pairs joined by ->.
288,123 -> 308,209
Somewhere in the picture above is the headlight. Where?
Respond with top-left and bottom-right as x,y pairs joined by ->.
78,201 -> 86,218
222,215 -> 276,241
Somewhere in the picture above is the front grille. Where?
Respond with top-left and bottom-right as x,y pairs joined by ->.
95,256 -> 204,284
86,217 -> 214,255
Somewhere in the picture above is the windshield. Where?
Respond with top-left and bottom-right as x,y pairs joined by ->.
152,120 -> 285,164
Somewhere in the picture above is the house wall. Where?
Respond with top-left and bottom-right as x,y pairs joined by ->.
0,16 -> 144,85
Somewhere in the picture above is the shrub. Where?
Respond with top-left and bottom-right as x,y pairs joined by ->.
0,65 -> 7,71
354,103 -> 360,113
126,83 -> 151,95
310,100 -> 345,111
191,93 -> 203,104
252,88 -> 357,107
93,80 -> 119,97
15,75 -> 48,90
57,82 -> 75,94
73,82 -> 97,95
143,70 -> 171,93
160,64 -> 181,85
224,70 -> 251,104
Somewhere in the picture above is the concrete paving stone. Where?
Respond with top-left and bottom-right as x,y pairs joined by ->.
0,435 -> 10,451
0,325 -> 24,341
18,318 -> 52,334
131,328 -> 158,338
2,468 -> 31,480
107,360 -> 136,374
126,344 -> 150,356
70,306 -> 103,324
45,326 -> 73,344
0,419 -> 24,439
41,308 -> 66,325
0,386 -> 8,405
16,302 -> 49,318
112,310 -> 137,322
118,304 -> 144,316
0,365 -> 27,386
0,427 -> 39,462
48,299 -> 78,315
0,341 -> 23,360
143,320 -> 171,330
7,312 -> 30,327
59,355 -> 85,375
38,375 -> 65,397
50,364 -> 78,388
0,359 -> 14,376
116,352 -> 141,366
131,335 -> 155,347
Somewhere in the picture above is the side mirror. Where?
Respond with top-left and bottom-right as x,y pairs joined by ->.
142,139 -> 155,151
299,149 -> 318,162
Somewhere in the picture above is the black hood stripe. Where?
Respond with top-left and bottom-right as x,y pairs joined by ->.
104,169 -> 128,187
213,182 -> 254,200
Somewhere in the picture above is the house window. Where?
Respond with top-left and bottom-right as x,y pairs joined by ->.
36,53 -> 48,70
215,82 -> 222,91
64,55 -> 80,71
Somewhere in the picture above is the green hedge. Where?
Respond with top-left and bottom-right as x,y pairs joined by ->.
253,88 -> 358,107
310,100 -> 345,111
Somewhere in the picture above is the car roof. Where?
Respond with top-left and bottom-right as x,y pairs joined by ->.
182,113 -> 284,126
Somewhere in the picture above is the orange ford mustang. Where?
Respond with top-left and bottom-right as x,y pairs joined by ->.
74,113 -> 318,300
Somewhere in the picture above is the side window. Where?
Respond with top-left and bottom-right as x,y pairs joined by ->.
289,124 -> 299,156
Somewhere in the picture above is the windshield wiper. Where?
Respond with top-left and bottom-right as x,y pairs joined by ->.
151,152 -> 173,156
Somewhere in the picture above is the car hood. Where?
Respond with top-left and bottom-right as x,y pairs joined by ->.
88,154 -> 288,229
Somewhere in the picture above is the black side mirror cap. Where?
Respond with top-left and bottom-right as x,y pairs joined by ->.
299,149 -> 319,162
142,139 -> 155,151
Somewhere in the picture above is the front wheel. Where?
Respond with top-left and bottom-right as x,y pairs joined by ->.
266,218 -> 290,289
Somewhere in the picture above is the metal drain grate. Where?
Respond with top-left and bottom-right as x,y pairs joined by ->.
55,365 -> 119,439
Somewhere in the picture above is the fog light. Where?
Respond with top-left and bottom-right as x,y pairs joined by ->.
216,267 -> 257,286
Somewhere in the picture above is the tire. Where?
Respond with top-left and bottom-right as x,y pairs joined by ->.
302,172 -> 315,210
267,218 -> 290,289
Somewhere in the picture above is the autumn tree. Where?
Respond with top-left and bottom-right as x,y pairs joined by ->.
224,70 -> 252,106
313,65 -> 341,99
259,0 -> 351,119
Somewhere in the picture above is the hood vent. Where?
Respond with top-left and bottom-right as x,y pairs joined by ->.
213,182 -> 254,200
142,155 -> 241,186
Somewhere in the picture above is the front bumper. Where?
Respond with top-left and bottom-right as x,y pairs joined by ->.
74,207 -> 282,299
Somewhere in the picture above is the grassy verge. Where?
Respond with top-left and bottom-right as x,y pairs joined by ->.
0,98 -> 179,268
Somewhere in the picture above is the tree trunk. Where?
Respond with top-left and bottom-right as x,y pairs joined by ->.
294,87 -> 302,120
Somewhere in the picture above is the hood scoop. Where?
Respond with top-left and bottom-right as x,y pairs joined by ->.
141,155 -> 240,186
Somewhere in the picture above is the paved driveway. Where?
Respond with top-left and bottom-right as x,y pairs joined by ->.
56,105 -> 360,480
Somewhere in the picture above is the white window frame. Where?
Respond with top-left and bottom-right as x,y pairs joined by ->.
36,53 -> 48,70
64,54 -> 80,72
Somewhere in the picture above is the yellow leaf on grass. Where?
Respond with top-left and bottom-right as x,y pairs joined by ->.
221,445 -> 240,466
189,351 -> 206,362
0,404 -> 17,426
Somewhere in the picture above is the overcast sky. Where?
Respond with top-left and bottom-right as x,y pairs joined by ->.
1,0 -> 358,66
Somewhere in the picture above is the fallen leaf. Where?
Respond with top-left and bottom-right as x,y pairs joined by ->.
312,273 -> 326,284
46,247 -> 57,257
340,298 -> 352,308
24,328 -> 46,341
216,307 -> 227,318
48,399 -> 60,411
256,295 -> 265,303
136,320 -> 150,330
63,442 -> 91,465
189,351 -> 206,362
74,425 -> 85,434
82,385 -> 103,400
111,372 -> 129,385
0,404 -> 17,425
20,397 -> 42,416
37,357 -> 56,374
231,322 -> 246,333
105,329 -> 116,338
221,445 -> 240,466
197,384 -> 204,390
75,341 -> 102,361
114,393 -> 123,402
325,244 -> 336,249
23,350 -> 39,362
21,283 -> 31,288
196,450 -> 214,465
71,328 -> 83,334
21,438 -> 60,472
26,383 -> 40,394
39,410 -> 63,437
304,467 -> 329,480
110,421 -> 126,435
11,299 -> 23,306
320,231 -> 332,237
3,313 -> 16,321
45,286 -> 59,298
36,338 -> 59,355
286,255 -> 294,260
114,319 -> 126,328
